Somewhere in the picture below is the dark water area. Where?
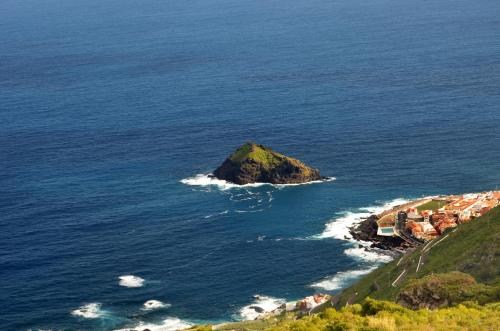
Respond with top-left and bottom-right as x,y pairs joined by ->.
1,0 -> 500,329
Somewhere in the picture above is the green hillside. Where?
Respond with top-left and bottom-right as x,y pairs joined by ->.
334,205 -> 500,307
191,300 -> 500,331
266,299 -> 500,331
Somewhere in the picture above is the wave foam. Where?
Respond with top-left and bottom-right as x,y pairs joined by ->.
311,267 -> 377,291
239,295 -> 286,320
317,198 -> 410,242
119,275 -> 145,288
314,197 -> 409,265
114,317 -> 193,331
317,210 -> 373,241
344,247 -> 395,263
71,303 -> 104,319
180,174 -> 335,190
143,300 -> 171,310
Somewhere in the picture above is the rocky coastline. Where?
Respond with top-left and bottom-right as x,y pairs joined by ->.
349,215 -> 414,251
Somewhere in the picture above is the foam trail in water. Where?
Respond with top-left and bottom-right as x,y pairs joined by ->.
182,174 -> 334,215
311,267 -> 378,291
113,317 -> 193,331
118,275 -> 145,288
239,295 -> 286,320
71,303 -> 105,319
235,209 -> 265,213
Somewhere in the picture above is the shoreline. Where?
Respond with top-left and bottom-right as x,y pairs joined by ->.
348,198 -> 428,251
204,191 -> 500,330
348,191 -> 499,251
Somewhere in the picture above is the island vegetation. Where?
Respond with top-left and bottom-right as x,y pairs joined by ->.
213,142 -> 324,185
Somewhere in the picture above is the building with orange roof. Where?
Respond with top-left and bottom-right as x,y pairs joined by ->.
434,218 -> 457,235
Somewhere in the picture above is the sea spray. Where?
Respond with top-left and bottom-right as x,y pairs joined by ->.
238,295 -> 286,320
113,317 -> 193,331
142,300 -> 171,310
71,303 -> 106,319
309,198 -> 411,291
317,197 -> 411,242
311,267 -> 378,291
118,275 -> 145,288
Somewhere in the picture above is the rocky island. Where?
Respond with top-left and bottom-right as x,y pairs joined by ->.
213,142 -> 325,185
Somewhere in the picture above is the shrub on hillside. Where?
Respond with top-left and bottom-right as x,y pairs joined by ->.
397,271 -> 498,309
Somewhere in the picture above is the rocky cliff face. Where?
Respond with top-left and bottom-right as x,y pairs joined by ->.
213,142 -> 324,185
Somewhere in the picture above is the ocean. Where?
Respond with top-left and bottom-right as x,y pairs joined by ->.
1,0 -> 500,329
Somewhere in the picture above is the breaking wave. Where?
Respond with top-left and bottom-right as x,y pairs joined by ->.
344,247 -> 395,263
239,295 -> 286,320
180,173 -> 335,190
118,275 -> 145,288
311,267 -> 377,291
113,317 -> 193,331
317,197 -> 410,242
71,303 -> 106,319
311,198 -> 411,263
308,198 -> 412,292
143,300 -> 171,310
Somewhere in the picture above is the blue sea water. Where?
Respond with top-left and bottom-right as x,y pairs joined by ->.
1,0 -> 500,329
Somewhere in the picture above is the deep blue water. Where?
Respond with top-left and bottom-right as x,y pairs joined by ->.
1,0 -> 500,329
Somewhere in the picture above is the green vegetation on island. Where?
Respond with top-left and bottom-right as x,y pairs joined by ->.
213,143 -> 324,184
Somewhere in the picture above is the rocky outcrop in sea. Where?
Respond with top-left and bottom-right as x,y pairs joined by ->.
213,142 -> 325,185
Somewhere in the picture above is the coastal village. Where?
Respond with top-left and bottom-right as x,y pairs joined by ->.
258,191 -> 500,320
376,191 -> 500,242
235,191 -> 500,323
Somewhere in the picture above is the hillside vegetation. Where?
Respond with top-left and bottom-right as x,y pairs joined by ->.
266,299 -> 500,331
229,143 -> 286,168
334,205 -> 500,307
192,299 -> 500,331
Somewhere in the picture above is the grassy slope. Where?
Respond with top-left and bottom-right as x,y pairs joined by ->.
230,143 -> 285,167
267,300 -> 500,331
194,300 -> 500,331
416,199 -> 448,211
229,143 -> 312,174
334,205 -> 500,307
